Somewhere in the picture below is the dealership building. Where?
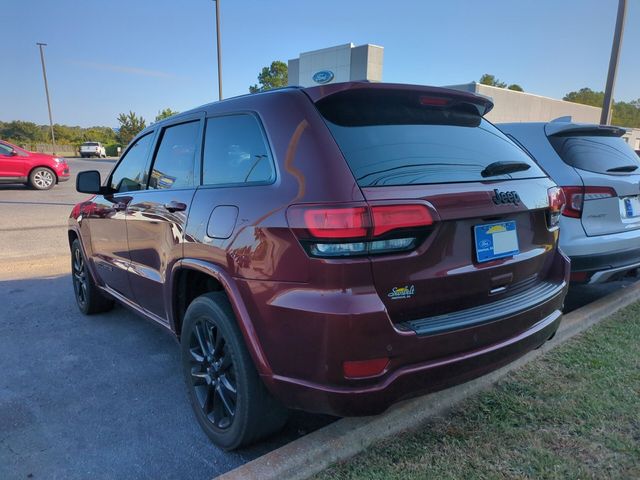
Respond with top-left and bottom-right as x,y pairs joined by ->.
288,43 -> 640,150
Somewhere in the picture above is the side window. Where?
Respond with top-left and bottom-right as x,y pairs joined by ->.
148,121 -> 200,190
0,144 -> 13,156
110,133 -> 154,192
203,115 -> 275,186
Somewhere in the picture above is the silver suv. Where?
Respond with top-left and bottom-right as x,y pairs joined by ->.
499,118 -> 640,284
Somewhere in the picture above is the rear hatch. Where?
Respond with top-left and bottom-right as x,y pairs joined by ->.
546,125 -> 640,236
311,86 -> 562,325
80,142 -> 99,152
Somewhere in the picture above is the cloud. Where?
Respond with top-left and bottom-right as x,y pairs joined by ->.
70,60 -> 177,78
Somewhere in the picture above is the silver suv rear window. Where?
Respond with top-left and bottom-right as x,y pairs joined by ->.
548,134 -> 640,175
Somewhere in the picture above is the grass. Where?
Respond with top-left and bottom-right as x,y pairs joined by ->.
315,302 -> 640,480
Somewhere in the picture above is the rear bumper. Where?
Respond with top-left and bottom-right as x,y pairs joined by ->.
265,309 -> 562,416
570,246 -> 640,284
242,249 -> 570,417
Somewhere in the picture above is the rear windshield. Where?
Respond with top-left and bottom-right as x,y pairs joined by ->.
548,134 -> 640,175
315,90 -> 546,187
82,142 -> 99,146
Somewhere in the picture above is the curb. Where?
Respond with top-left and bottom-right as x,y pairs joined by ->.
217,280 -> 640,480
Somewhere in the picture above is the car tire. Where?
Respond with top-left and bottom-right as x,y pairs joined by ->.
29,167 -> 56,190
71,239 -> 114,315
181,292 -> 288,450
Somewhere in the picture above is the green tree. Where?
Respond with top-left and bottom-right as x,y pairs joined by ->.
507,84 -> 524,92
612,100 -> 640,129
563,88 -> 640,128
1,120 -> 118,149
563,88 -> 605,107
479,74 -> 507,88
155,108 -> 180,122
0,120 -> 47,145
249,61 -> 288,93
117,111 -> 146,145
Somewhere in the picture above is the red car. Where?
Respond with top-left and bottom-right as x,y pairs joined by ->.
70,82 -> 569,449
0,140 -> 70,190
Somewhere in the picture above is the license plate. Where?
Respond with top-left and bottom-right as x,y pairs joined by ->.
474,221 -> 519,263
622,196 -> 640,218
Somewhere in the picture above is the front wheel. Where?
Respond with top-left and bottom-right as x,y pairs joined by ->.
29,167 -> 55,190
181,292 -> 288,450
71,239 -> 114,314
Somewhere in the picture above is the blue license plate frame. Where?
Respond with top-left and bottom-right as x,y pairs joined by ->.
474,220 -> 520,263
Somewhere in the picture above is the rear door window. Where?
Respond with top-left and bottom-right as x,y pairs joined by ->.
315,90 -> 546,187
202,114 -> 275,186
548,134 -> 640,175
148,121 -> 200,190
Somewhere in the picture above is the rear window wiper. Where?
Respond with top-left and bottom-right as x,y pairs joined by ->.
481,161 -> 531,178
606,165 -> 638,173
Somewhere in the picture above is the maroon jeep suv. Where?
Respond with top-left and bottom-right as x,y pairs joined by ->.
69,82 -> 569,449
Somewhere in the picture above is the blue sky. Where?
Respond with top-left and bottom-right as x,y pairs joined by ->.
1,0 -> 638,127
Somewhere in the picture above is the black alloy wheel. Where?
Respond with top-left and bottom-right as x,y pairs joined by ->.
188,317 -> 237,430
72,244 -> 88,309
70,239 -> 114,315
181,292 -> 288,450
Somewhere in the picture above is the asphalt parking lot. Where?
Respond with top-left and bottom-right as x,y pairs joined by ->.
0,158 -> 636,480
0,158 -> 333,480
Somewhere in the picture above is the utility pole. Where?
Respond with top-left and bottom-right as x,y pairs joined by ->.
213,0 -> 223,100
36,43 -> 57,153
600,0 -> 627,125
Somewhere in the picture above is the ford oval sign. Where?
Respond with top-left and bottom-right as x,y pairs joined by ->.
312,70 -> 334,84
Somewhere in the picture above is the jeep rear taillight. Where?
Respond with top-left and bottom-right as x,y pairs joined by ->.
287,203 -> 435,258
371,204 -> 433,236
302,207 -> 369,239
546,186 -> 566,229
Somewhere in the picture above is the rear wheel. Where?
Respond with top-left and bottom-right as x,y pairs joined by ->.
181,292 -> 288,450
71,239 -> 114,314
29,167 -> 55,190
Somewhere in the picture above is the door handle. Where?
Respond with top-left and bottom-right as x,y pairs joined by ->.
113,201 -> 129,211
163,201 -> 187,213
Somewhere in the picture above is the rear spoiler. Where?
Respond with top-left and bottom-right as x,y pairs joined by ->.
303,82 -> 494,116
545,118 -> 627,137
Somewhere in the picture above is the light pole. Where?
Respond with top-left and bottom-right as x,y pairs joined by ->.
213,0 -> 223,100
36,42 -> 56,153
600,0 -> 627,125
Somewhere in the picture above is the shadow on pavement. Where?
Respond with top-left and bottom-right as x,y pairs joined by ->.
564,277 -> 638,313
0,274 -> 334,480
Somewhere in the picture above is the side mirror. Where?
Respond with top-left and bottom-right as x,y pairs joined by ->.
10,149 -> 17,156
76,170 -> 103,194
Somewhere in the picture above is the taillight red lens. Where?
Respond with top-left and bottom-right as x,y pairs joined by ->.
560,186 -> 616,218
371,204 -> 433,236
343,357 -> 389,378
302,207 -> 369,239
547,187 -> 566,213
419,96 -> 450,106
288,203 -> 435,258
